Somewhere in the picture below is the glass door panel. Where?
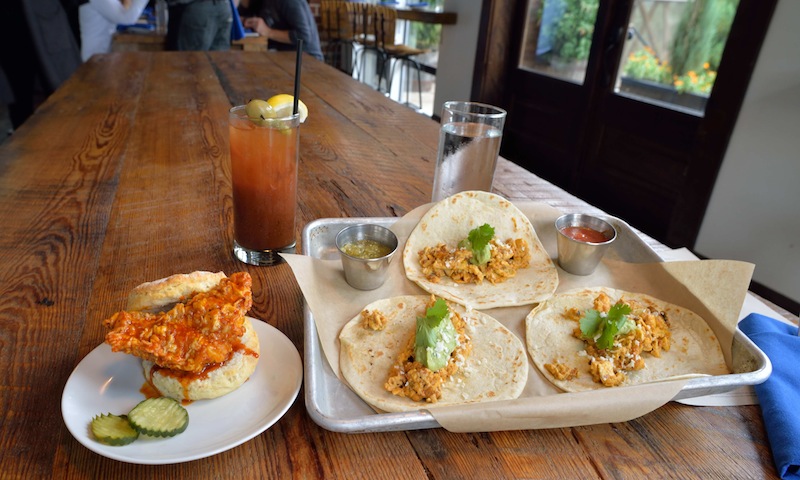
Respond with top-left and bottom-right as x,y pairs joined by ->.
518,0 -> 600,84
394,20 -> 440,116
503,0 -> 774,246
614,0 -> 740,116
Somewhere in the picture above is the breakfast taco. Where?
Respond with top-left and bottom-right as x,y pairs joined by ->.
403,191 -> 558,310
339,295 -> 528,413
525,287 -> 729,392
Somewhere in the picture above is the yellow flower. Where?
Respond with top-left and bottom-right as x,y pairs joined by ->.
703,62 -> 710,70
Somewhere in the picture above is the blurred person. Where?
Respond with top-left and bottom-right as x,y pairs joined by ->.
240,0 -> 323,61
1,0 -> 80,130
166,0 -> 233,51
0,0 -> 38,129
79,0 -> 150,61
60,0 -> 85,46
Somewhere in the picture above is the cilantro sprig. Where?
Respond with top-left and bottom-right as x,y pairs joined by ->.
415,299 -> 457,372
579,303 -> 633,350
457,224 -> 495,266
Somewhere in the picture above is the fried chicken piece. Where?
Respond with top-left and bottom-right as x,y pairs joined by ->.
103,272 -> 254,373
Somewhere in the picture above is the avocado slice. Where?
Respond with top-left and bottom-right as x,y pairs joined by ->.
414,299 -> 458,372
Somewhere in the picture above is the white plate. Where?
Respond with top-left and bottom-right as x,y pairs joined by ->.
61,318 -> 302,464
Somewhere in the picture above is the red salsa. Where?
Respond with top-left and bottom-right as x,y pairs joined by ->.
561,226 -> 608,243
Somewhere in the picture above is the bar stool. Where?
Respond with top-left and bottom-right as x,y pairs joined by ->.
351,3 -> 383,87
375,6 -> 428,111
319,0 -> 351,72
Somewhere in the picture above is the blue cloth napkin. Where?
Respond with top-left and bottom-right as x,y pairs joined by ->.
230,0 -> 245,41
740,313 -> 800,479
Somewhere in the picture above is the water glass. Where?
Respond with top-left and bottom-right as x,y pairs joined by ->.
431,101 -> 507,202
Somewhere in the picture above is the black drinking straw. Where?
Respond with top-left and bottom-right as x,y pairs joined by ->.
293,39 -> 303,116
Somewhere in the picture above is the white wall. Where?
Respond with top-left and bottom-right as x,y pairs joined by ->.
695,0 -> 800,305
433,2 -> 483,117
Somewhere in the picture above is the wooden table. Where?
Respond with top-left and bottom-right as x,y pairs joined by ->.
112,32 -> 267,52
0,51 -> 788,478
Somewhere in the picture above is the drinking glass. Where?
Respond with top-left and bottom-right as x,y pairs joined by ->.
431,101 -> 507,202
228,105 -> 300,266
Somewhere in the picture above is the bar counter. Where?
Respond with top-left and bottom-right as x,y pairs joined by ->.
0,51 -> 788,478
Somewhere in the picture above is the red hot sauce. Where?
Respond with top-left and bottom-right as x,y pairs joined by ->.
561,226 -> 609,243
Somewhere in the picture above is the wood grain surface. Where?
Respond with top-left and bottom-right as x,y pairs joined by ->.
0,51 -> 782,479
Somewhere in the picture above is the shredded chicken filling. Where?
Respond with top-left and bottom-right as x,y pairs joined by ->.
563,292 -> 672,387
361,309 -> 388,331
418,238 -> 530,285
544,361 -> 579,381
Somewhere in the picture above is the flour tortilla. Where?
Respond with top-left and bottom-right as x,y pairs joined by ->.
525,287 -> 729,392
403,191 -> 558,310
339,295 -> 528,412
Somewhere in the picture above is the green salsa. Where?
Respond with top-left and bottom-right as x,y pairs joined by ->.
341,239 -> 393,259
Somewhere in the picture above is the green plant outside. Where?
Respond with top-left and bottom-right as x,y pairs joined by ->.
623,0 -> 739,96
410,22 -> 442,51
549,0 -> 599,62
623,47 -> 718,95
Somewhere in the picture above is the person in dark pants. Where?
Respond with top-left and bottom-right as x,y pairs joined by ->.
0,0 -> 39,129
166,0 -> 233,51
239,0 -> 323,61
0,0 -> 81,130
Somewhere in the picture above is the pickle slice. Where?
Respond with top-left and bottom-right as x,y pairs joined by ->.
127,397 -> 189,438
91,413 -> 139,446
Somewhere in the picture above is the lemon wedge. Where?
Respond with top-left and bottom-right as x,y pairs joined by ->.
267,94 -> 308,123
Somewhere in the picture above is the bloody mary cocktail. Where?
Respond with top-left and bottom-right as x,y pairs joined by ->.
229,105 -> 300,265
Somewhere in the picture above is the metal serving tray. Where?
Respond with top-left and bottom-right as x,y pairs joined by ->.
302,216 -> 771,433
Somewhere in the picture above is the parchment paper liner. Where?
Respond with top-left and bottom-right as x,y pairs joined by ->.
282,202 -> 754,432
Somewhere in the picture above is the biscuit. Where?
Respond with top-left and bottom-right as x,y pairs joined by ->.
142,316 -> 260,401
126,271 -> 227,313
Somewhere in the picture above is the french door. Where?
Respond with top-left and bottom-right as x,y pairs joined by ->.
475,0 -> 776,248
